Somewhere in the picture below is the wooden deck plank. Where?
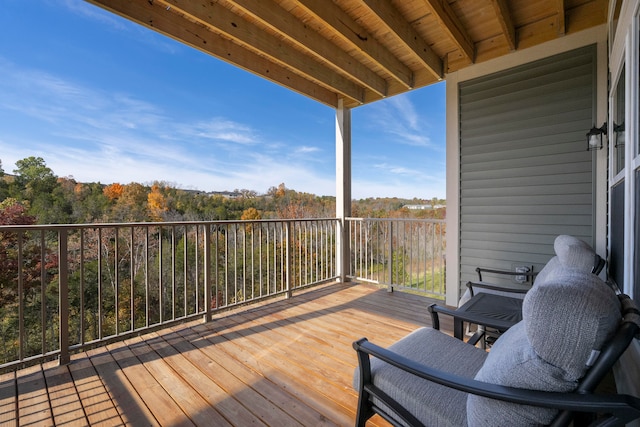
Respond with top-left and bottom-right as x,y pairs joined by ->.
146,330 -> 261,427
5,283 -> 451,427
188,320 -> 356,425
165,326 -> 302,425
128,334 -> 236,427
223,308 -> 360,401
105,340 -> 195,427
228,324 -> 359,423
191,321 -> 357,426
16,364 -> 52,426
67,355 -> 123,427
43,364 -> 87,426
85,344 -> 159,427
202,284 -> 430,427
163,327 -> 334,427
0,371 -> 16,427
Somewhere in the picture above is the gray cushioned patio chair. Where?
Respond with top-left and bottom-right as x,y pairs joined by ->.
432,235 -> 605,345
352,268 -> 640,427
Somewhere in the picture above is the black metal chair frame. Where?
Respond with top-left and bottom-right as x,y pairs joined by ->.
437,255 -> 606,346
353,294 -> 640,427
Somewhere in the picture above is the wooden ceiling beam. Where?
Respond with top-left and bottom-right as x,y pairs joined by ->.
361,0 -> 443,80
295,0 -> 415,89
423,0 -> 475,63
490,0 -> 516,51
555,0 -> 566,35
87,0 -> 339,107
158,0 -> 365,104
225,0 -> 388,97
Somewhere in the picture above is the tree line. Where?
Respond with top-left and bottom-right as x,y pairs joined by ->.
0,156 -> 445,364
0,156 -> 445,225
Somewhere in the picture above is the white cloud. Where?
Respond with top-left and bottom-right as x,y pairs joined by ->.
295,146 -> 321,154
388,96 -> 420,131
60,0 -> 180,54
59,0 -> 127,31
363,94 -> 433,147
0,59 -> 441,200
180,118 -> 258,145
0,62 -> 338,195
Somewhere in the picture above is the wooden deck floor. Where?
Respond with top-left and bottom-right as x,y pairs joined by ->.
0,282 -> 454,427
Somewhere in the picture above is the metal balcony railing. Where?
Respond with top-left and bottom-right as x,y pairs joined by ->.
346,217 -> 446,297
0,217 -> 445,371
0,219 -> 337,370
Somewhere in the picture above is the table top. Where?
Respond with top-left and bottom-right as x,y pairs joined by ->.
456,292 -> 523,328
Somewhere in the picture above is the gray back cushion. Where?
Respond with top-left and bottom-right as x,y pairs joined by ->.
524,269 -> 620,379
467,322 -> 575,425
467,269 -> 621,426
535,235 -> 596,284
553,235 -> 596,271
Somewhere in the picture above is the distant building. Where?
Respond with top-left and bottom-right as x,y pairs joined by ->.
178,189 -> 242,198
403,204 -> 445,210
209,191 -> 242,199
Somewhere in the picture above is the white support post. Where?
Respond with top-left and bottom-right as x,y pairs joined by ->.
336,99 -> 352,283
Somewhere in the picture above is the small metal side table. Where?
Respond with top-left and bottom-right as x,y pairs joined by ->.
429,292 -> 523,347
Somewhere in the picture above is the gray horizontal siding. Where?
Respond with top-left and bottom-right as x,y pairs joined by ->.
458,45 -> 596,292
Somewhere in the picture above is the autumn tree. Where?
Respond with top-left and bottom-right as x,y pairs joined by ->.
269,186 -> 333,219
0,198 -> 58,360
147,183 -> 168,222
237,206 -> 260,233
111,183 -> 149,222
241,207 -> 262,221
0,198 -> 34,224
71,182 -> 110,222
103,183 -> 124,201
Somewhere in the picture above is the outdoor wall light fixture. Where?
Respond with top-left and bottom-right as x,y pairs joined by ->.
614,122 -> 625,148
586,123 -> 607,151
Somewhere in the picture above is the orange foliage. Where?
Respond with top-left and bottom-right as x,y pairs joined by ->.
241,207 -> 261,231
147,184 -> 168,221
103,183 -> 124,200
240,207 -> 261,221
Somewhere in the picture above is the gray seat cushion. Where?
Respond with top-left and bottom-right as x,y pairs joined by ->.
354,327 -> 487,427
467,269 -> 621,426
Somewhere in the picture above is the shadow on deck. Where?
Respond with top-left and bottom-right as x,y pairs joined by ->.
0,282 -> 452,427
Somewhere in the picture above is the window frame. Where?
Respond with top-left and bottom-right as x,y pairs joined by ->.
607,0 -> 640,298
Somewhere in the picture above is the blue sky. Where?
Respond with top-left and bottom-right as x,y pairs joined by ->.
0,0 -> 446,199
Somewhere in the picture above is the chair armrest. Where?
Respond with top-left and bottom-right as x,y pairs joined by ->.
428,303 -> 516,332
476,266 -> 537,282
466,280 -> 529,297
353,337 -> 640,427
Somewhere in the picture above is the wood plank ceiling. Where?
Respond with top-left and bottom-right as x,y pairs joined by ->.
87,0 -> 607,109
